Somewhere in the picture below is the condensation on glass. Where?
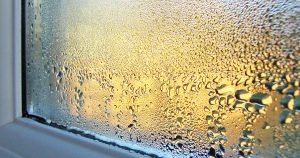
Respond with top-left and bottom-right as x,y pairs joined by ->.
25,0 -> 300,157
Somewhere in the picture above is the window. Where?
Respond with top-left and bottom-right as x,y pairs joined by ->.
25,0 -> 300,157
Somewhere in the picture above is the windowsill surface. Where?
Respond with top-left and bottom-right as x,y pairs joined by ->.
0,118 -> 145,158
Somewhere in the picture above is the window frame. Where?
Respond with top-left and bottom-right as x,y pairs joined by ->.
0,1 -> 151,158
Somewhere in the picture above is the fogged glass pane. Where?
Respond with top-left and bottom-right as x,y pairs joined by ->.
26,0 -> 300,157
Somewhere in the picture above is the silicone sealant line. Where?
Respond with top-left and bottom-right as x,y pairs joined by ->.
25,114 -> 172,158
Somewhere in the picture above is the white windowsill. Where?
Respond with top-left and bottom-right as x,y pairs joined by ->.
0,118 -> 146,158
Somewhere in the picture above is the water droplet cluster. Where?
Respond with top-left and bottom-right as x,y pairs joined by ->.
26,0 -> 300,157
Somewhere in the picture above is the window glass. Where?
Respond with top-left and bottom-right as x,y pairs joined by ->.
26,0 -> 300,157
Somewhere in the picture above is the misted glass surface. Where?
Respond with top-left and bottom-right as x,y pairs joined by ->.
26,0 -> 300,157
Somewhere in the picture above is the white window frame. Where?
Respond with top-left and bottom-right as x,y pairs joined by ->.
0,1 -> 152,158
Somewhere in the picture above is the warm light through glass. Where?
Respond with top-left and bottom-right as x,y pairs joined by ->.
26,0 -> 300,157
